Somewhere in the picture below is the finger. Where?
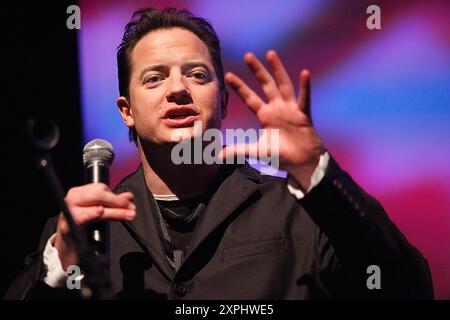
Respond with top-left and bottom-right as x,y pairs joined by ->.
97,207 -> 136,221
118,192 -> 136,209
298,69 -> 311,118
225,72 -> 264,114
117,192 -> 134,202
244,52 -> 280,101
73,206 -> 136,225
266,50 -> 295,101
67,184 -> 134,209
84,190 -> 134,208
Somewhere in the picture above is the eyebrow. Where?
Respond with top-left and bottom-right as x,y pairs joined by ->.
138,64 -> 166,81
138,62 -> 213,80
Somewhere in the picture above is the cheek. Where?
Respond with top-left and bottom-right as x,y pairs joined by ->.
130,89 -> 160,121
199,93 -> 223,130
197,87 -> 221,114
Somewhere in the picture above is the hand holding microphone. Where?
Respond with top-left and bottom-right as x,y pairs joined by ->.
83,139 -> 114,258
54,139 -> 136,270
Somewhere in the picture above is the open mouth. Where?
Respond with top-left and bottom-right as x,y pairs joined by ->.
170,113 -> 194,119
163,107 -> 199,120
162,107 -> 200,127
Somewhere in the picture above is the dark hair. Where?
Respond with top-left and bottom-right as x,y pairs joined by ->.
117,7 -> 225,143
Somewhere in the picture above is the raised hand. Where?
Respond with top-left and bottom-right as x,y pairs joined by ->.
221,50 -> 325,190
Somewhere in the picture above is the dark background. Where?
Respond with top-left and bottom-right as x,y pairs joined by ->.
0,1 -> 83,297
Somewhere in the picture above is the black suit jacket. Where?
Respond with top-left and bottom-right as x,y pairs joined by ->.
4,156 -> 433,299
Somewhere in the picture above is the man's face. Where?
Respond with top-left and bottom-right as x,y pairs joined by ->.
118,27 -> 226,145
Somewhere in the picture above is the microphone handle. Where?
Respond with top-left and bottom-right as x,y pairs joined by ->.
85,162 -> 110,256
85,160 -> 110,185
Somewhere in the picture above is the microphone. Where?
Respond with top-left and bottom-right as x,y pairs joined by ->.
83,139 -> 114,256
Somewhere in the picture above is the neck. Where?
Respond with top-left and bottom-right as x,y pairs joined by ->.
138,139 -> 222,196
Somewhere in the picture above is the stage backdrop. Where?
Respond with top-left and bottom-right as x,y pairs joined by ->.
78,0 -> 450,299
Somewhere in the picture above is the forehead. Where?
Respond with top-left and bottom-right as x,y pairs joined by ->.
130,27 -> 213,69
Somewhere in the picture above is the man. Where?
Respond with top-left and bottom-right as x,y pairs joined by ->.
5,7 -> 433,299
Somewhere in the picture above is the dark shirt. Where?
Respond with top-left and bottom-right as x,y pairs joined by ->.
154,165 -> 235,271
156,193 -> 211,270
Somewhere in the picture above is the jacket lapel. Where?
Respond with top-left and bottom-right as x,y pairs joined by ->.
116,166 -> 174,281
181,164 -> 261,268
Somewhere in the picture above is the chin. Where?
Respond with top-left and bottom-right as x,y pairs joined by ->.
165,126 -> 201,143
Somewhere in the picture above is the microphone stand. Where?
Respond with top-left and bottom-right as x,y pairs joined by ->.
28,119 -> 111,299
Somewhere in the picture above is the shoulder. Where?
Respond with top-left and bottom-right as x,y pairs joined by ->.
237,162 -> 287,185
112,164 -> 145,193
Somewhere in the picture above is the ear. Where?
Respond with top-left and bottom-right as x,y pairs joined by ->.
117,96 -> 134,128
221,90 -> 229,119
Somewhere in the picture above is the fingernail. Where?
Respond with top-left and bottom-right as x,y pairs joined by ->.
128,203 -> 136,210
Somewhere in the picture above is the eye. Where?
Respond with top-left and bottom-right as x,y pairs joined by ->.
189,71 -> 208,83
144,74 -> 164,84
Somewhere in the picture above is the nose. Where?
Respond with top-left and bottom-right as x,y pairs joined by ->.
166,74 -> 192,104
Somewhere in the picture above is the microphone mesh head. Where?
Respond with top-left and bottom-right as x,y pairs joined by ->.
83,139 -> 114,166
